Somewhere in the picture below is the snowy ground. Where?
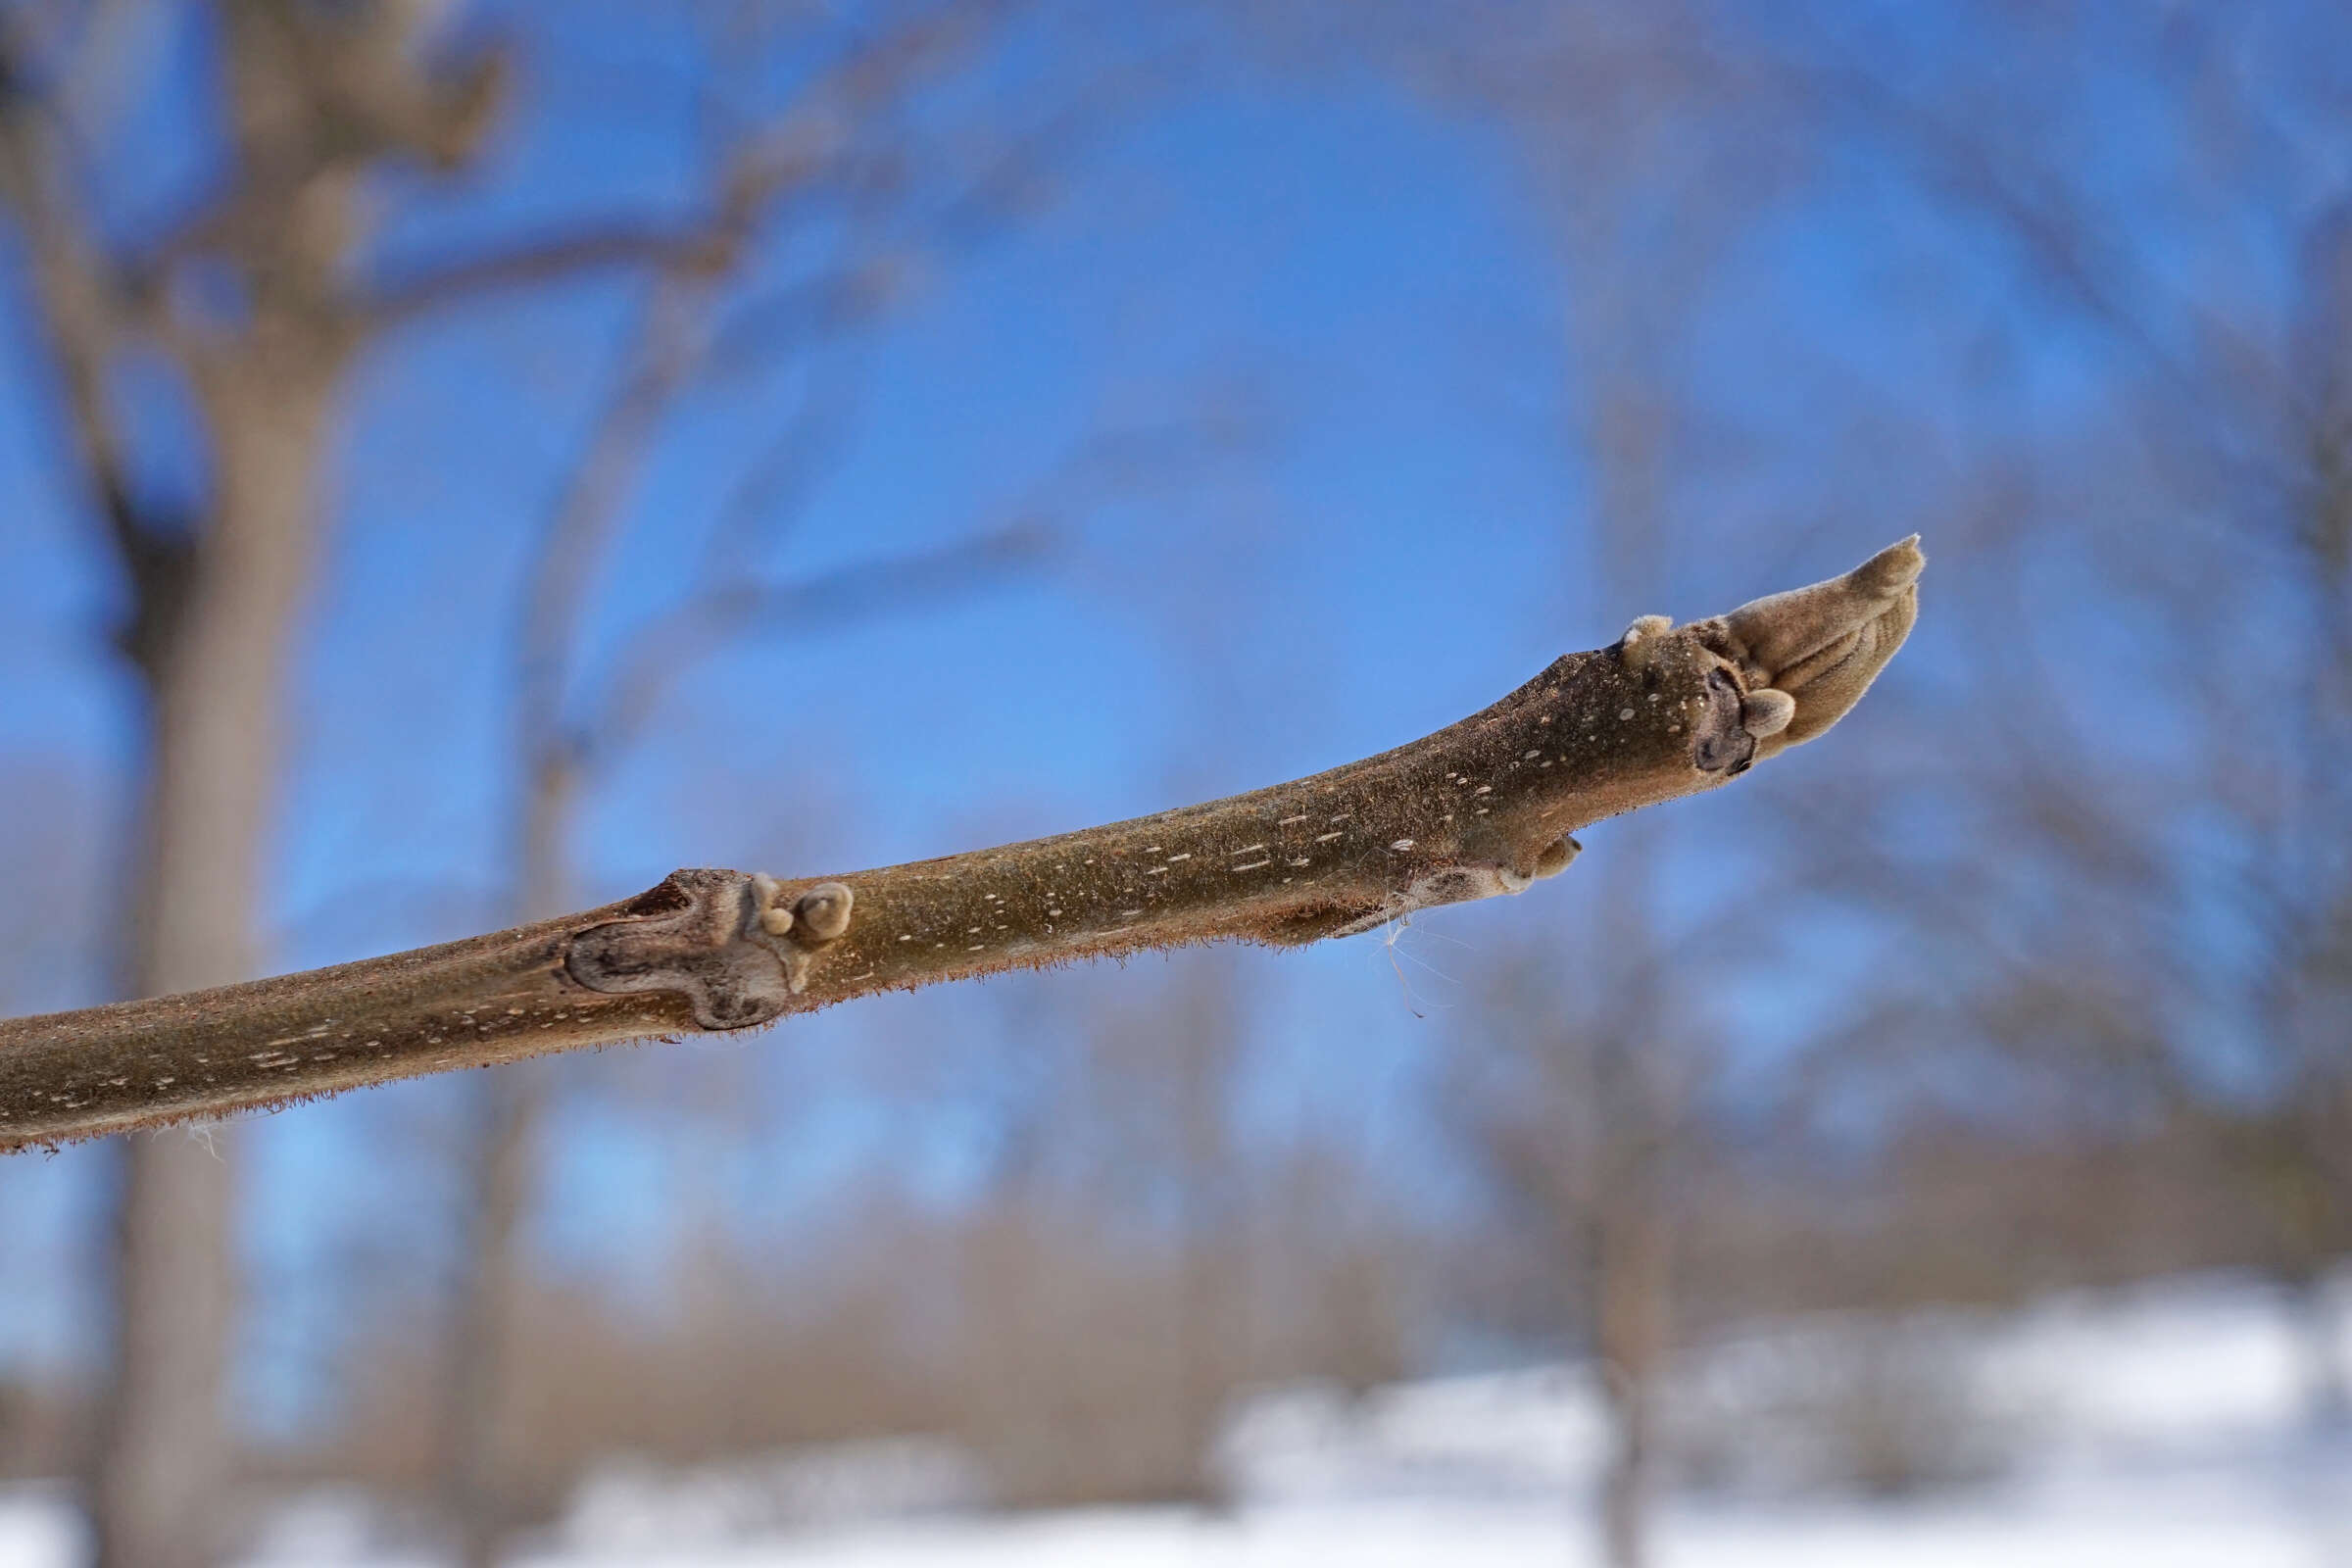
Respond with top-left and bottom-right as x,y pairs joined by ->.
5,1270 -> 2347,1567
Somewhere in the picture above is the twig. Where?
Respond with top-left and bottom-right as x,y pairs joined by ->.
0,540 -> 1923,1152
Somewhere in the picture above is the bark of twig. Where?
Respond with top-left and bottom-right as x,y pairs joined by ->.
0,540 -> 1923,1153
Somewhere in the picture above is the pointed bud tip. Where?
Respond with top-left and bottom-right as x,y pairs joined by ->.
1850,535 -> 1926,596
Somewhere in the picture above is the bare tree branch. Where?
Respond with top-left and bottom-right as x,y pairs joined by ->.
365,222 -> 743,327
359,0 -> 1011,333
586,522 -> 1052,763
0,540 -> 1924,1152
0,39 -> 167,532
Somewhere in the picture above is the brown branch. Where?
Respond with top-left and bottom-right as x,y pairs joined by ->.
0,539 -> 1924,1152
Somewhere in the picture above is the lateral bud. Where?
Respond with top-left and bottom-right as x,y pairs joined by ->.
750,875 -> 857,992
565,869 -> 797,1029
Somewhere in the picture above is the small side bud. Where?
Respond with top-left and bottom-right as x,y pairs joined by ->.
1617,613 -> 1675,672
740,879 -> 856,995
792,883 -> 855,942
750,873 -> 795,937
1534,835 -> 1581,879
565,868 -> 796,1030
1740,689 -> 1796,738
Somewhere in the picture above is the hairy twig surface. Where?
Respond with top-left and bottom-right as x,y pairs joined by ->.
0,540 -> 1923,1152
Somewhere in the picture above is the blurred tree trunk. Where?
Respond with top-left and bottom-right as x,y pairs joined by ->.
1570,301 -> 1690,1568
78,8 -> 378,1545
1588,1040 -> 1669,1568
97,358 -> 340,1568
9,8 -> 507,1559
439,1066 -> 541,1568
1452,856 -> 1694,1568
2291,1273 -> 2350,1429
1168,966 -> 1240,1507
1466,993 -> 1682,1568
437,567 -> 586,1568
440,653 -> 586,1565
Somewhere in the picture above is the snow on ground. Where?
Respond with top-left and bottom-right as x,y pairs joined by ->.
5,1270 -> 2347,1567
0,1491 -> 73,1568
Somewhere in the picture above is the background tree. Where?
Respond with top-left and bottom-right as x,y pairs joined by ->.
0,2 -> 1152,1560
1757,0 -> 2352,1424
